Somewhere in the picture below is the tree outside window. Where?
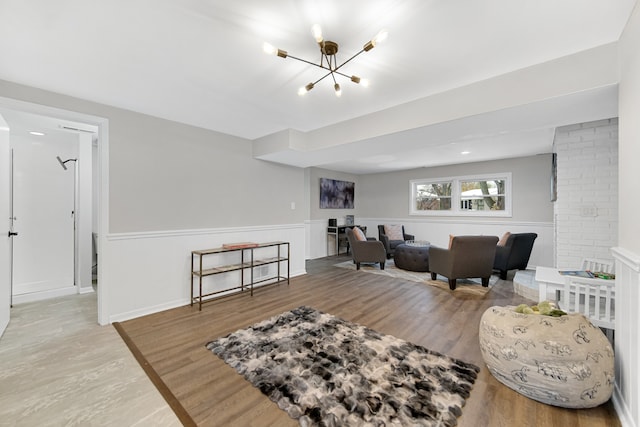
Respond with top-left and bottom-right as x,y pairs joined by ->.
410,173 -> 511,216
415,182 -> 452,211
460,179 -> 505,211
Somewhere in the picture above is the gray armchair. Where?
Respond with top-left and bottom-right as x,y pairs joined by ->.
493,233 -> 538,280
377,225 -> 415,259
346,228 -> 386,270
429,235 -> 499,290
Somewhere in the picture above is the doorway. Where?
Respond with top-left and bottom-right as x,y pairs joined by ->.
9,118 -> 81,301
0,97 -> 108,325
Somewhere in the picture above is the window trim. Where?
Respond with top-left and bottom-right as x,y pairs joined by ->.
410,172 -> 512,217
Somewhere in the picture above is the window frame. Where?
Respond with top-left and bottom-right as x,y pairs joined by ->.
410,172 -> 512,217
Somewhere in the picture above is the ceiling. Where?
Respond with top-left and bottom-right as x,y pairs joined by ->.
0,0 -> 636,174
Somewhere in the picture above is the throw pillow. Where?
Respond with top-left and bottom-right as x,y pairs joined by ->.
384,224 -> 404,241
498,232 -> 511,246
352,227 -> 367,241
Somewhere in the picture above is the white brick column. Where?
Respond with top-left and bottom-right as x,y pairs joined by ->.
553,118 -> 618,269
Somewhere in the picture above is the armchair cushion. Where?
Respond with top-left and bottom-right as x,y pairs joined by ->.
352,226 -> 367,241
378,225 -> 415,259
383,224 -> 404,241
498,231 -> 511,246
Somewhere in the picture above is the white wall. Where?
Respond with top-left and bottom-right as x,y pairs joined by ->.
553,119 -> 618,269
108,113 -> 306,233
614,3 -> 640,427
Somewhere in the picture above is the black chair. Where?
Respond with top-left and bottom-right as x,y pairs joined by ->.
493,233 -> 538,280
377,225 -> 414,259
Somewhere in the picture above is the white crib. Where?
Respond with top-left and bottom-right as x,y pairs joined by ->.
561,275 -> 615,330
580,258 -> 615,275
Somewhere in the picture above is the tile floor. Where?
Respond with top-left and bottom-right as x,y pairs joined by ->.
0,293 -> 180,426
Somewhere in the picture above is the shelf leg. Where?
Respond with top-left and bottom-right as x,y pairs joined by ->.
250,249 -> 254,296
287,242 -> 290,285
190,254 -> 194,307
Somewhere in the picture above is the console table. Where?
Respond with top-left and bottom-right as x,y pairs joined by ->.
327,225 -> 367,256
191,241 -> 289,310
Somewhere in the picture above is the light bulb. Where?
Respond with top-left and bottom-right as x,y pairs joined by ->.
360,79 -> 370,87
299,82 -> 314,96
263,42 -> 287,58
311,24 -> 323,43
373,29 -> 388,45
334,83 -> 342,97
263,42 -> 276,55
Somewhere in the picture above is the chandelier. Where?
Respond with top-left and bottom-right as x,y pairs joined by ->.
263,24 -> 388,97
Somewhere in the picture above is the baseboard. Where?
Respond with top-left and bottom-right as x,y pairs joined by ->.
12,286 -> 77,305
109,299 -> 187,324
613,384 -> 636,427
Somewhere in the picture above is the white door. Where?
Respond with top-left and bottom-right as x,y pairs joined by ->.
11,133 -> 76,297
0,115 -> 11,336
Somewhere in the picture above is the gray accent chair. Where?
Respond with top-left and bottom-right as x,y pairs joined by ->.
346,228 -> 386,270
377,225 -> 415,259
429,235 -> 499,290
493,232 -> 538,280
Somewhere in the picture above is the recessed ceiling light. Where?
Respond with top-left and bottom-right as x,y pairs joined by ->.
29,131 -> 45,136
461,151 -> 470,155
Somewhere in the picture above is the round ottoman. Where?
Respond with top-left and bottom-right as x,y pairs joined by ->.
393,243 -> 430,272
479,306 -> 614,408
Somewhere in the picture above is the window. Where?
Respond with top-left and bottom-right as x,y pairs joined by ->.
414,181 -> 452,211
410,173 -> 512,217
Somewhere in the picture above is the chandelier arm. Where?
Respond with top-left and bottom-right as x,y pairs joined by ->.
332,70 -> 355,80
334,48 -> 366,73
286,53 -> 333,72
312,71 -> 334,86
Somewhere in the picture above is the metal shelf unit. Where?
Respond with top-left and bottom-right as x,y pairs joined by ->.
190,241 -> 290,310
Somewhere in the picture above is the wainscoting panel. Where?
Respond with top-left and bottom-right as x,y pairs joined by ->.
104,224 -> 306,323
611,246 -> 640,427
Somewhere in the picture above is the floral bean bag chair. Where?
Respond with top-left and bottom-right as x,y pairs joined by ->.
479,305 -> 614,408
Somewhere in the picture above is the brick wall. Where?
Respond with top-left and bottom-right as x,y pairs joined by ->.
553,118 -> 618,269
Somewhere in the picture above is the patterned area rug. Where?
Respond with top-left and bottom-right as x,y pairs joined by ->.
334,260 -> 498,295
207,306 -> 479,427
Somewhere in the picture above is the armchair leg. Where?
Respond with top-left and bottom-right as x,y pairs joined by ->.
356,262 -> 361,270
481,277 -> 490,287
499,271 -> 508,280
448,279 -> 457,290
380,261 -> 385,270
430,272 -> 437,280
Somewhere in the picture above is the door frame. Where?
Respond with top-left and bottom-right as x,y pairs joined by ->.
0,96 -> 110,325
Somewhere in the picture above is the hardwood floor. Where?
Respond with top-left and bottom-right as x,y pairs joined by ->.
116,255 -> 620,427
